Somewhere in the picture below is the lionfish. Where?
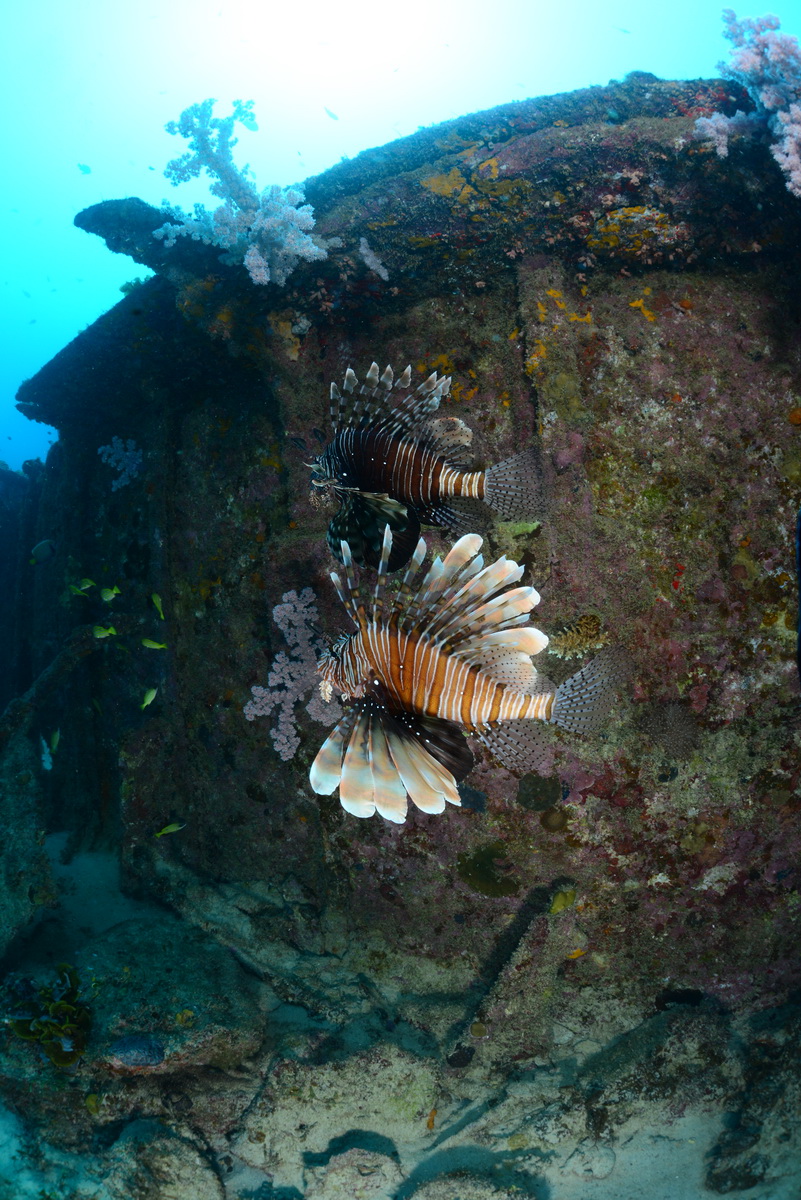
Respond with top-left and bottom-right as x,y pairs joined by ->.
309,526 -> 626,823
309,361 -> 546,571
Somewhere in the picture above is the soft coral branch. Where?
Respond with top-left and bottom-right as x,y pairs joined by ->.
154,100 -> 329,284
695,10 -> 801,196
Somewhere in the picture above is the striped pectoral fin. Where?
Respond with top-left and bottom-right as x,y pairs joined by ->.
309,703 -> 381,818
385,727 -> 461,814
309,710 -> 359,795
328,493 -> 420,572
310,692 -> 472,824
367,712 -> 411,824
338,709 -> 379,819
402,710 -> 474,782
379,705 -> 473,813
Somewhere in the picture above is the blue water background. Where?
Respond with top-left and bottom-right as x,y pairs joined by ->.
1,0 -> 793,469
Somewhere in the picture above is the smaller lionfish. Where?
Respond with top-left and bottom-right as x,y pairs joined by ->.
309,361 -> 547,571
310,526 -> 627,823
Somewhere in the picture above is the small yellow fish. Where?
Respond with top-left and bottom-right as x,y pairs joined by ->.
100,585 -> 121,602
68,578 -> 96,596
140,687 -> 158,710
85,1093 -> 101,1114
141,639 -> 167,649
93,625 -> 117,639
50,729 -> 61,753
155,822 -> 186,838
151,593 -> 165,620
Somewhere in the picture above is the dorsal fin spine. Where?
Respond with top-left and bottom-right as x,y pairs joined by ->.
339,539 -> 369,631
391,536 -> 428,616
330,570 -> 359,627
413,561 -> 515,642
330,363 -> 447,440
329,381 -> 346,432
373,526 -> 393,624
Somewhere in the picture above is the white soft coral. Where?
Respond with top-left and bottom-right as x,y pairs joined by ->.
154,100 -> 328,285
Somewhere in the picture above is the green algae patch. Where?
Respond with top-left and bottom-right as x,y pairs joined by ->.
457,841 -> 520,897
549,889 -> 577,914
497,519 -> 542,537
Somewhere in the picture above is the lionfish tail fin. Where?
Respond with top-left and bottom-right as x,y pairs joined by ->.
550,646 -> 630,734
484,447 -> 548,522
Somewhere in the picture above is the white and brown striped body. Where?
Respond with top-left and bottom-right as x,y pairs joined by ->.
311,362 -> 546,571
320,426 -> 486,507
310,527 -> 623,824
319,621 -> 554,729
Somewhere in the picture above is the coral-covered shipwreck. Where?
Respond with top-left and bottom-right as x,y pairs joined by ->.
1,73 -> 800,1197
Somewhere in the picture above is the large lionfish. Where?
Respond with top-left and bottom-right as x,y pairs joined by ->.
310,526 -> 626,823
309,361 -> 547,571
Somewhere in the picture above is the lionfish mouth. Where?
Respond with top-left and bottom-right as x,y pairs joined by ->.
309,487 -> 335,512
309,475 -> 361,497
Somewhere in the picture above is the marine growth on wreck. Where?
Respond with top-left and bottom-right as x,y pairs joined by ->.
1,8 -> 801,1199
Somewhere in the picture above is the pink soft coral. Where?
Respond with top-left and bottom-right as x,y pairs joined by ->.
695,10 -> 801,197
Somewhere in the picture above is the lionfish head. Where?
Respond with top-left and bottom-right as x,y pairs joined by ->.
308,450 -> 336,488
308,454 -> 341,510
317,632 -> 353,701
